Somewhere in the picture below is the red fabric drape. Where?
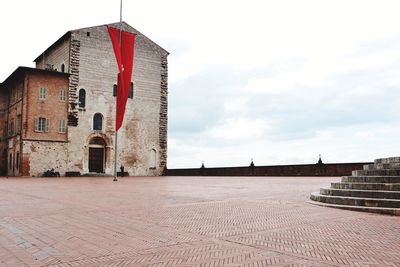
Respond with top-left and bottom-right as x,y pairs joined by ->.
107,26 -> 136,131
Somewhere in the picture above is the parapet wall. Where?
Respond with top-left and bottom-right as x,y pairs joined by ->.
164,162 -> 372,177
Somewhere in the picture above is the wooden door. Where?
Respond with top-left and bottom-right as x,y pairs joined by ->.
89,147 -> 104,173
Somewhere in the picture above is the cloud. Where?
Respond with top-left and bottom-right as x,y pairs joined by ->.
1,0 -> 400,168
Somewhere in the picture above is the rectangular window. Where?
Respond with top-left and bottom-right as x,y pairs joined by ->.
8,119 -> 14,136
59,89 -> 66,101
113,84 -> 117,97
4,121 -> 8,137
17,114 -> 22,133
34,117 -> 49,132
58,119 -> 66,133
39,87 -> 47,100
129,83 -> 134,99
11,88 -> 16,103
113,83 -> 134,98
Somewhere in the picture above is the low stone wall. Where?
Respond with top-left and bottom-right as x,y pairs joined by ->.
164,162 -> 372,177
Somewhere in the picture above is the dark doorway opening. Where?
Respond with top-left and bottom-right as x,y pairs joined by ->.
88,137 -> 105,173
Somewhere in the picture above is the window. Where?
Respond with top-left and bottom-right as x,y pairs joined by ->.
129,83 -> 134,99
34,117 -> 49,132
11,88 -> 16,103
8,119 -> 14,136
61,64 -> 65,73
16,151 -> 20,171
93,113 -> 103,130
9,154 -> 12,169
113,83 -> 134,98
58,119 -> 66,133
39,87 -> 47,100
113,84 -> 117,97
79,89 -> 86,108
150,149 -> 157,169
17,114 -> 22,133
59,89 -> 66,101
4,121 -> 7,137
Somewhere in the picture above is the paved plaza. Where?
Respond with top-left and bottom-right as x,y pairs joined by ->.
0,176 -> 399,267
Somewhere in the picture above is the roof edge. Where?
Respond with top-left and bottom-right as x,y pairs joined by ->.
2,66 -> 70,85
33,32 -> 71,62
72,21 -> 169,55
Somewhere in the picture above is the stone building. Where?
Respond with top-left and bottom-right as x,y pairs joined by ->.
0,22 -> 169,176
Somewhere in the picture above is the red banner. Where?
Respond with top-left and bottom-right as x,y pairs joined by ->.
107,26 -> 136,131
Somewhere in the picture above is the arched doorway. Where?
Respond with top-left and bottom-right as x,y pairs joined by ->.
89,137 -> 105,173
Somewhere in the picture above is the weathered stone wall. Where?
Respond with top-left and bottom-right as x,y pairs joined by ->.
64,23 -> 168,175
0,77 -> 24,176
0,84 -> 8,138
35,36 -> 70,73
4,22 -> 169,176
22,140 -> 68,176
67,39 -> 80,126
0,67 -> 69,177
159,55 -> 168,172
0,83 -> 8,174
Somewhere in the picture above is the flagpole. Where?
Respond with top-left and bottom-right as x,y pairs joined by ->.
114,0 -> 123,182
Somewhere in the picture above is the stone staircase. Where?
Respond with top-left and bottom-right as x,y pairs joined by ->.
309,157 -> 400,215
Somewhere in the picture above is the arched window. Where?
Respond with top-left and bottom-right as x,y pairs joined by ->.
61,64 -> 65,73
79,89 -> 86,108
93,113 -> 103,130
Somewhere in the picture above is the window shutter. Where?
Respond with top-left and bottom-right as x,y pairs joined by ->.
34,118 -> 38,131
45,118 -> 49,132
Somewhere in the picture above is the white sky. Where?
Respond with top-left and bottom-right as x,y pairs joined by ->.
1,0 -> 400,168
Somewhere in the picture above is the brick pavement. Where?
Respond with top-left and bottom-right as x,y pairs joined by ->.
0,176 -> 399,267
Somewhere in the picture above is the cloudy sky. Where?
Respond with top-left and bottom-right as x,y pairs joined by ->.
1,0 -> 400,168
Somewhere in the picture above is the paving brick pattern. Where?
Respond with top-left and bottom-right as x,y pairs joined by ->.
0,176 -> 399,266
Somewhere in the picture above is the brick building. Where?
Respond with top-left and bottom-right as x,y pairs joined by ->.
0,22 -> 169,176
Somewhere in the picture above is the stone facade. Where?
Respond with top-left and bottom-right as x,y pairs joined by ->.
0,22 -> 169,176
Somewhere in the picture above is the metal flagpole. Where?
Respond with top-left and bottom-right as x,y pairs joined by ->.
114,0 -> 123,182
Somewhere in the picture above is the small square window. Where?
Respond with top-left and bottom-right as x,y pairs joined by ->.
39,87 -> 47,100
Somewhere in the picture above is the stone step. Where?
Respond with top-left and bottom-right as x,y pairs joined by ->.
353,169 -> 400,176
342,176 -> 400,183
375,157 -> 400,164
320,188 -> 400,199
331,182 -> 400,191
363,164 -> 375,170
307,200 -> 400,216
310,192 -> 400,208
363,163 -> 400,170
